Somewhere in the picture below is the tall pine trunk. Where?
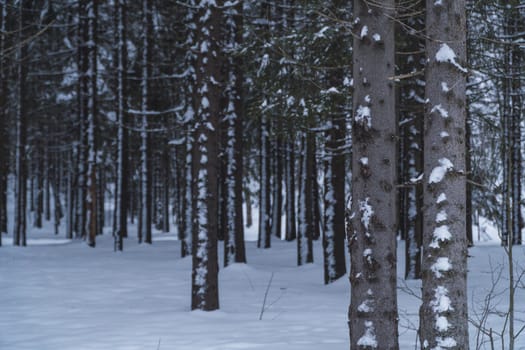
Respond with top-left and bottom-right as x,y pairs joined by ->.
419,1 -> 469,348
139,0 -> 152,244
0,0 -> 8,240
191,0 -> 222,311
349,1 -> 399,348
14,0 -> 30,247
224,0 -> 246,266
113,0 -> 128,251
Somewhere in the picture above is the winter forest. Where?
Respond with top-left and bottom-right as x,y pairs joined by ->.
1,0 -> 525,349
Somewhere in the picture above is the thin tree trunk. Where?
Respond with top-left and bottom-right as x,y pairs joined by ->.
285,139 -> 296,241
114,0 -> 128,251
224,0 -> 246,266
14,0 -> 30,247
140,0 -> 152,244
0,0 -> 8,239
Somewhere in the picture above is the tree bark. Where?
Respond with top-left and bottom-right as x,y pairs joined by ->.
14,0 -> 30,247
349,1 -> 399,348
191,0 -> 222,311
419,1 -> 469,348
0,0 -> 8,240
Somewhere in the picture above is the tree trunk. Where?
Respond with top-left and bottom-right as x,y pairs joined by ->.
258,109 -> 271,248
396,2 -> 425,278
14,0 -> 30,247
84,0 -> 98,247
113,0 -> 128,250
224,0 -> 246,266
349,1 -> 399,348
322,10 -> 347,282
140,0 -> 152,245
0,0 -> 8,239
284,139 -> 296,241
297,132 -> 313,265
419,1 -> 469,348
191,0 -> 222,311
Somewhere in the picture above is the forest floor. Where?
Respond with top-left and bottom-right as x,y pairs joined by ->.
1,215 -> 525,349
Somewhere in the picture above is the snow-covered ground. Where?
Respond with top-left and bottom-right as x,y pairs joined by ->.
1,214 -> 525,349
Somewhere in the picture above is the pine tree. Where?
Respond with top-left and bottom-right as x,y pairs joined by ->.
0,0 -> 8,241
348,0 -> 399,348
419,0 -> 469,348
191,0 -> 223,311
13,0 -> 31,247
113,0 -> 129,251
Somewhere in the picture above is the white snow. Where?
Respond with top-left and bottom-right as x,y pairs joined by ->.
437,193 -> 447,204
430,225 -> 452,248
360,26 -> 368,39
1,192 -> 524,349
440,131 -> 450,139
435,336 -> 457,348
435,43 -> 468,73
355,105 -> 372,129
436,210 -> 447,223
430,257 -> 452,278
441,82 -> 450,92
357,321 -> 377,348
431,104 -> 449,119
431,286 -> 453,313
360,157 -> 369,166
429,158 -> 454,184
372,33 -> 381,42
359,198 -> 374,231
435,316 -> 450,332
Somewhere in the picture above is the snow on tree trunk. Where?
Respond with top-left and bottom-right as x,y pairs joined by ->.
182,123 -> 194,258
76,0 -> 88,240
140,0 -> 152,245
113,0 -> 129,250
224,0 -> 246,266
348,1 -> 399,348
322,70 -> 347,284
419,1 -> 469,348
297,131 -> 313,266
191,0 -> 222,311
84,0 -> 98,248
284,139 -> 296,241
258,107 -> 271,249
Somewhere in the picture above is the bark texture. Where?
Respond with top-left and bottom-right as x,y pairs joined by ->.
349,1 -> 399,348
419,1 -> 469,348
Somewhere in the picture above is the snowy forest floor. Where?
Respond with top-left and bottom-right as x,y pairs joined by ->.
2,218 -> 525,349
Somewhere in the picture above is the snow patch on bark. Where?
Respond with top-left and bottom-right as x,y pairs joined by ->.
429,158 -> 453,184
435,43 -> 467,73
357,321 -> 377,348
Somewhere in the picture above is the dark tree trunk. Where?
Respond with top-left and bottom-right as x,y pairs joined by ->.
0,0 -> 7,240
224,0 -> 246,266
191,0 -> 223,311
14,0 -> 31,247
284,139 -> 296,241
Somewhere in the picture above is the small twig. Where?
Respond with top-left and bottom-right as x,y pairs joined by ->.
156,338 -> 161,350
259,272 -> 274,320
